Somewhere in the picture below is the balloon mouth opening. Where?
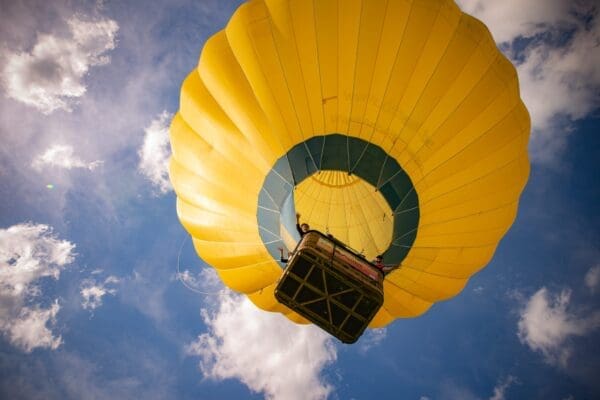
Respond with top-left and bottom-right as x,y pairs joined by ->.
294,170 -> 394,259
257,134 -> 420,267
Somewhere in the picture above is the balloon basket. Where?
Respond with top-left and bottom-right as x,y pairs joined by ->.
275,231 -> 383,344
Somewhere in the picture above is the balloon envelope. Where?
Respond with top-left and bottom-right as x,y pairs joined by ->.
169,0 -> 530,327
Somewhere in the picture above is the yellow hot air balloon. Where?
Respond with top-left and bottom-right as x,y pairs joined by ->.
169,0 -> 530,337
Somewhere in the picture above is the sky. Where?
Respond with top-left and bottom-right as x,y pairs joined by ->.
0,0 -> 598,399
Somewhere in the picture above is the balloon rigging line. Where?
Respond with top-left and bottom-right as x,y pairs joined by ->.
176,235 -> 223,296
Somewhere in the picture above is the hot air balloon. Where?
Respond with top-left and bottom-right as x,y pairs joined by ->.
169,0 -> 530,343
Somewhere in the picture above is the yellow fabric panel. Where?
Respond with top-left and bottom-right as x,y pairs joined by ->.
172,113 -> 250,179
360,0 -> 413,142
415,227 -> 512,249
412,92 -> 526,185
174,186 -> 256,227
170,0 -> 531,329
214,260 -> 282,294
226,0 -> 298,153
394,42 -> 504,179
346,0 -> 392,139
170,118 -> 264,197
401,259 -> 484,280
390,2 -> 462,145
177,198 -> 260,242
418,203 -> 519,240
337,0 -> 363,134
369,306 -> 395,328
262,0 -> 314,142
403,244 -> 497,271
427,17 -> 498,121
199,31 -> 279,167
191,238 -> 272,270
178,77 -> 272,176
313,0 -> 339,133
247,283 -> 292,313
287,0 -> 324,134
399,13 -> 473,144
170,159 -> 256,215
387,267 -> 468,301
421,181 -> 527,227
417,81 -> 522,169
381,280 -> 433,318
419,152 -> 529,209
372,0 -> 437,142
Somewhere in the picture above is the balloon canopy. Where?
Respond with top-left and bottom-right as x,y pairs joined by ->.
169,0 -> 530,327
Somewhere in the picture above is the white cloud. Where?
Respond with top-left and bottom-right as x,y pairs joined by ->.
584,265 -> 600,292
8,301 -> 62,352
32,144 -> 103,171
517,287 -> 600,366
0,223 -> 75,352
456,0 -> 573,43
438,380 -> 480,400
186,291 -> 337,400
358,328 -> 387,353
1,15 -> 118,114
80,275 -> 119,310
138,111 -> 172,194
489,375 -> 517,400
456,1 -> 600,165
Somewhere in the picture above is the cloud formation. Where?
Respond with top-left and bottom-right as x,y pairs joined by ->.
517,287 -> 600,366
584,265 -> 600,293
7,301 -> 61,352
489,375 -> 517,400
80,275 -> 119,310
1,15 -> 119,114
138,111 -> 172,194
358,328 -> 387,353
437,375 -> 517,400
186,291 -> 336,400
0,223 -> 75,352
457,0 -> 600,164
32,144 -> 103,171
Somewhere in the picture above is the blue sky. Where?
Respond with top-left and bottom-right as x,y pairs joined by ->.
0,1 -> 598,399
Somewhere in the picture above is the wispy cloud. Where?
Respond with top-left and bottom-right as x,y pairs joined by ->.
489,375 -> 517,400
7,301 -> 62,352
138,111 -> 172,194
517,287 -> 600,366
358,328 -> 387,353
0,223 -> 75,352
438,379 -> 480,400
584,265 -> 600,293
457,1 -> 600,165
437,375 -> 517,400
32,144 -> 103,171
186,291 -> 337,400
80,275 -> 119,310
0,15 -> 118,114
